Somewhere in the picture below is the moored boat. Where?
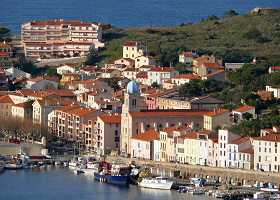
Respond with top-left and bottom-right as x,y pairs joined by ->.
0,161 -> 5,173
138,176 -> 173,190
5,163 -> 23,169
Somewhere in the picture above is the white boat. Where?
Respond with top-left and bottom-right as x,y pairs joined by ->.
244,192 -> 269,200
189,188 -> 206,195
5,163 -> 23,169
212,190 -> 228,198
139,177 -> 173,190
69,162 -> 78,167
260,187 -> 279,192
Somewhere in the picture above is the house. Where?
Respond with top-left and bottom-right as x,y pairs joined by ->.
0,95 -> 13,117
94,113 -> 121,155
190,96 -> 225,111
232,105 -> 255,122
4,67 -> 31,80
218,130 -> 241,168
12,102 -> 32,120
195,63 -> 224,77
33,98 -> 74,127
156,93 -> 191,109
179,52 -> 196,64
193,55 -> 222,69
204,109 -> 230,130
269,66 -> 280,74
60,74 -> 80,84
97,69 -> 121,78
87,91 -> 112,108
25,78 -> 59,90
202,70 -> 225,81
56,65 -> 77,75
135,55 -> 157,68
266,86 -> 280,98
111,58 -> 135,68
136,71 -> 148,85
121,81 -> 210,154
123,68 -> 139,80
171,74 -> 202,86
123,42 -> 147,59
225,63 -> 245,72
131,130 -> 160,161
145,89 -> 176,109
147,67 -> 179,85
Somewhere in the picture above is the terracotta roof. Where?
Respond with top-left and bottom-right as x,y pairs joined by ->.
98,114 -> 121,123
66,107 -> 99,116
122,58 -> 135,62
88,91 -> 102,96
250,62 -> 256,65
253,134 -> 280,142
204,109 -> 228,117
180,52 -> 194,57
136,71 -> 148,79
142,88 -> 158,95
233,105 -> 255,113
148,67 -> 174,72
62,74 -> 80,77
139,65 -> 159,69
123,42 -> 145,46
193,55 -> 211,61
0,52 -> 9,56
27,77 -> 44,83
161,126 -> 189,133
239,148 -> 254,154
78,79 -> 95,85
130,109 -> 209,117
12,102 -> 28,108
178,130 -> 214,139
229,137 -> 250,145
148,89 -> 175,98
131,130 -> 160,142
203,70 -> 225,77
270,66 -> 280,71
210,138 -> 218,143
123,68 -> 139,72
0,95 -> 13,103
37,98 -> 74,107
172,74 -> 202,80
202,63 -> 224,69
96,68 -> 117,73
54,104 -> 80,111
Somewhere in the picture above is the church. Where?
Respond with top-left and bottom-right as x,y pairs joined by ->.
121,81 -> 210,154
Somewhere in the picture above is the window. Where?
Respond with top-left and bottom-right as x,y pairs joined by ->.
259,156 -> 261,162
275,157 -> 277,162
259,147 -> 261,152
116,123 -> 118,127
115,130 -> 118,136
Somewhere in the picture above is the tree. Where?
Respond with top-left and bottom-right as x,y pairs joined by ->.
45,68 -> 59,77
207,15 -> 220,21
242,112 -> 253,120
84,51 -> 96,65
151,82 -> 160,88
214,125 -> 221,133
224,10 -> 239,18
5,80 -> 15,91
21,60 -> 36,74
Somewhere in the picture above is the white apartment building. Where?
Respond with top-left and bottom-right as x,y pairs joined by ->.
147,67 -> 179,85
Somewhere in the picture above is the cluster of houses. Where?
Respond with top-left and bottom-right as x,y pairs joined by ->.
1,37 -> 280,173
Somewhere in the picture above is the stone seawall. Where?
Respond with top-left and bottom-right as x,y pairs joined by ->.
107,156 -> 280,187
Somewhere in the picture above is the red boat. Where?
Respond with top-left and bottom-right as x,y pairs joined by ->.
29,156 -> 47,159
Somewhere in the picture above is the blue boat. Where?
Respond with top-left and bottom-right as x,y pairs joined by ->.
94,172 -> 128,184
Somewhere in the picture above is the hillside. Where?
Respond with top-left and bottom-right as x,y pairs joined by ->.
98,11 -> 280,65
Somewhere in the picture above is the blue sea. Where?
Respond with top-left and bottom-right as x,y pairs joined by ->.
1,0 -> 279,34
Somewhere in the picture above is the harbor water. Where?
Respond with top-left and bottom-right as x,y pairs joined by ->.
0,166 -> 214,200
1,0 -> 280,34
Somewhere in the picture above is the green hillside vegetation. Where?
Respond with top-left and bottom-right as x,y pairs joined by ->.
96,11 -> 280,66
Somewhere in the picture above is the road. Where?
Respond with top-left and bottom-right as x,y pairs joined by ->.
35,57 -> 86,67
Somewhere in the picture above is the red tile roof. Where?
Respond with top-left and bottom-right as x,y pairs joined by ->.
136,71 -> 148,79
253,134 -> 280,142
148,67 -> 174,72
233,105 -> 255,113
0,52 -> 9,56
131,130 -> 160,142
203,70 -> 225,77
172,74 -> 202,80
123,42 -> 146,46
98,114 -> 121,123
12,102 -> 28,108
180,52 -> 195,57
123,68 -> 139,72
0,42 -> 11,47
122,58 -> 135,62
203,63 -> 224,69
27,77 -> 44,83
54,104 -> 80,111
67,107 -> 99,116
193,55 -> 211,61
178,130 -> 214,139
229,137 -> 250,145
130,109 -> 209,117
204,109 -> 228,117
239,148 -> 254,154
0,95 -> 13,103
270,66 -> 280,71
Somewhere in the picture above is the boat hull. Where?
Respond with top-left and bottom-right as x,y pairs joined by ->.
139,182 -> 173,190
5,164 -> 23,169
94,172 -> 128,184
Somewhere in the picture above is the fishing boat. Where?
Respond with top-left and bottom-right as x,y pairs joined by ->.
23,163 -> 37,169
138,176 -> 173,190
77,161 -> 100,175
189,187 -> 206,195
93,162 -> 130,184
5,163 -> 23,169
190,178 -> 206,186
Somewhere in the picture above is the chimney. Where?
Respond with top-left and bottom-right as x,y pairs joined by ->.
213,108 -> 217,115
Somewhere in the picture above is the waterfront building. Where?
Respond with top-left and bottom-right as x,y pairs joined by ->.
21,20 -> 103,60
232,105 -> 255,122
123,42 -> 147,59
176,130 -> 217,165
203,108 -> 230,130
81,117 -> 97,151
33,98 -> 74,127
120,80 -> 209,155
131,130 -> 160,161
94,113 -> 121,155
179,52 -> 196,64
218,130 -> 241,168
